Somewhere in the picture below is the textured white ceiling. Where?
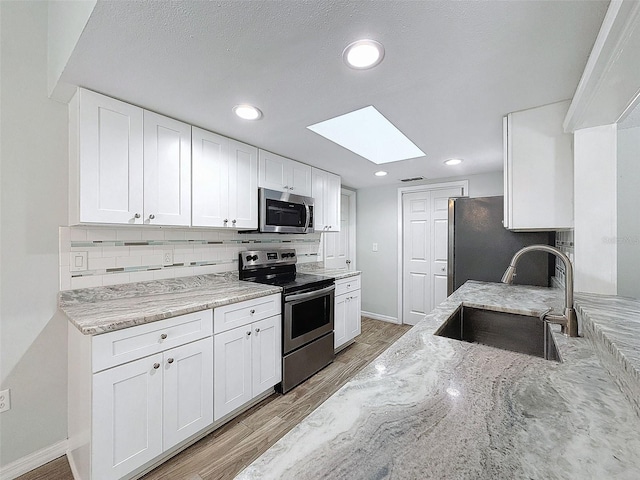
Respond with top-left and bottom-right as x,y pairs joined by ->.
61,0 -> 609,189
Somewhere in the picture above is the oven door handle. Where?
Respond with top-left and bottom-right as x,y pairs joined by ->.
303,202 -> 311,232
285,285 -> 335,302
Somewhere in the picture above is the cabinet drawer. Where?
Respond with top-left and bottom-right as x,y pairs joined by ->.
214,294 -> 281,334
335,275 -> 361,296
92,310 -> 213,372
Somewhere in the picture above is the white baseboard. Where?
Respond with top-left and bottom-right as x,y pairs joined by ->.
361,311 -> 400,324
0,440 -> 68,480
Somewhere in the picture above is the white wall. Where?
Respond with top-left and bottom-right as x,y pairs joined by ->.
573,124 -> 617,295
356,171 -> 503,319
47,0 -> 96,101
0,1 -> 70,467
617,125 -> 640,299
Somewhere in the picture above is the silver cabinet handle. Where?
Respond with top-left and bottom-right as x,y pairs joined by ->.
246,331 -> 252,336
346,260 -> 351,265
223,219 -> 228,224
160,333 -> 167,340
255,328 -> 261,333
232,219 -> 237,225
283,185 -> 289,190
250,309 -> 255,314
134,213 -> 141,219
149,214 -> 155,220
153,363 -> 160,369
167,358 -> 174,364
289,187 -> 294,190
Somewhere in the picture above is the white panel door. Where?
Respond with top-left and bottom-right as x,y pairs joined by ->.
228,139 -> 258,229
192,127 -> 229,227
334,294 -> 348,349
92,353 -> 163,480
325,191 -> 352,269
163,337 -> 213,449
251,316 -> 282,395
214,326 -> 252,420
402,187 -> 462,325
143,111 -> 191,226
79,89 -> 144,224
402,192 -> 430,325
346,291 -> 361,340
430,188 -> 462,308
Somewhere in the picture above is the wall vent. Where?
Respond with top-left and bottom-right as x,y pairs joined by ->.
400,176 -> 425,182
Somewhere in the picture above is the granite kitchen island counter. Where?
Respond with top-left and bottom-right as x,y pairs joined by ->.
236,281 -> 640,479
59,273 -> 281,335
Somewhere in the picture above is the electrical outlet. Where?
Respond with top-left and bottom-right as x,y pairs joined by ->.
0,389 -> 10,413
163,250 -> 174,266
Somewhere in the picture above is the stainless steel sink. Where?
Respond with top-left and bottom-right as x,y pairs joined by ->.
434,306 -> 561,361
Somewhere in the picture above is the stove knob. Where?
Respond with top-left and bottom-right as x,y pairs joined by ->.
251,255 -> 259,261
291,252 -> 295,257
245,255 -> 253,262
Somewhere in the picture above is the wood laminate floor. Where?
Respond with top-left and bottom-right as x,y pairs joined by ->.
18,318 -> 411,480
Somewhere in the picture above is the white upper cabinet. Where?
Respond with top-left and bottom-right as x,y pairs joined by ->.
192,127 -> 258,229
72,88 -> 144,224
71,88 -> 191,226
258,150 -> 312,196
503,100 -> 574,231
143,111 -> 192,226
311,167 -> 341,232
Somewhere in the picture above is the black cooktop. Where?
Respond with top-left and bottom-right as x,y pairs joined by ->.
242,272 -> 334,294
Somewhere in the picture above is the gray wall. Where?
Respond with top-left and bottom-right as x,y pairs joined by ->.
617,126 -> 640,299
356,172 -> 503,319
1,2 -> 70,466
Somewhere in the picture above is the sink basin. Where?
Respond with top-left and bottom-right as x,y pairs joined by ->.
434,306 -> 561,361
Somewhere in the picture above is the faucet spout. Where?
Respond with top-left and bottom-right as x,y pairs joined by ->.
501,244 -> 578,337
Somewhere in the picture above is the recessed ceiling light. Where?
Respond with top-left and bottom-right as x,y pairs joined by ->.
444,158 -> 463,166
233,104 -> 262,120
307,106 -> 425,164
343,39 -> 385,69
374,171 -> 387,177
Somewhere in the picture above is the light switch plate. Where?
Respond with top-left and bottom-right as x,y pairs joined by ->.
70,252 -> 88,272
372,243 -> 378,252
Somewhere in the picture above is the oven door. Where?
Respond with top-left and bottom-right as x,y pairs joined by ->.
283,285 -> 334,354
259,188 -> 314,233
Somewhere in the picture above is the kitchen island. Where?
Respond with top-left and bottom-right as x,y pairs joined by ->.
236,281 -> 640,479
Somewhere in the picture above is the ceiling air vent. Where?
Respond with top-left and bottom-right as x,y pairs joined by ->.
400,176 -> 425,182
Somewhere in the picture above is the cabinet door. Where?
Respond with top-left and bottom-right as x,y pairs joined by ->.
229,139 -> 258,229
163,337 -> 213,449
325,172 -> 341,232
251,316 -> 282,395
214,326 -> 252,420
334,293 -> 348,350
311,168 -> 327,230
192,127 -> 230,227
258,150 -> 289,192
288,159 -> 312,197
92,353 -> 163,480
346,290 -> 362,341
79,89 -> 144,224
143,111 -> 191,226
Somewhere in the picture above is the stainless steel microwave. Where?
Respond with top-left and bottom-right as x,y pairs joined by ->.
259,188 -> 314,233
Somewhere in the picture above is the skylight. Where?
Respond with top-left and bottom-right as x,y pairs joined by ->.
307,106 -> 426,164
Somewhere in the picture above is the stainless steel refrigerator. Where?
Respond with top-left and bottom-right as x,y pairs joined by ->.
447,196 -> 555,295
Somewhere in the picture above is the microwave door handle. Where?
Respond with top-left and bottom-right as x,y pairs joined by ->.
303,202 -> 311,232
285,285 -> 335,302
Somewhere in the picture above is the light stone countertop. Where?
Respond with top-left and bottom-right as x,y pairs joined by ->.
59,273 -> 281,335
236,281 -> 640,480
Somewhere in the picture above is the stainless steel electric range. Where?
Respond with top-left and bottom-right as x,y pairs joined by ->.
239,249 -> 335,393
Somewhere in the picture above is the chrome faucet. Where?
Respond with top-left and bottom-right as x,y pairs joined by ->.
501,244 -> 579,337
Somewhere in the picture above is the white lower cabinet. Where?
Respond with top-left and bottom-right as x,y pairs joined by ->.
92,338 -> 213,480
334,275 -> 362,351
68,309 -> 214,480
214,314 -> 281,420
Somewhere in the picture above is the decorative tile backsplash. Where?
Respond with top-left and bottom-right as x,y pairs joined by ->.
554,230 -> 574,288
59,226 -> 322,291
